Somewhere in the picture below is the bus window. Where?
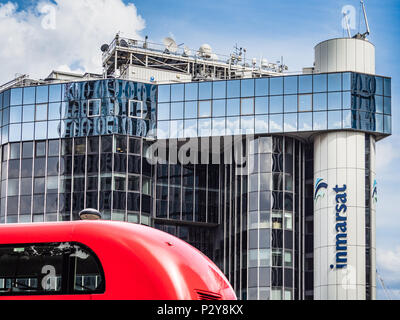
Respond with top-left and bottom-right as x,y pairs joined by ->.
0,242 -> 104,296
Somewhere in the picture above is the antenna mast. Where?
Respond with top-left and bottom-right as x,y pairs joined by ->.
343,12 -> 352,38
361,0 -> 370,36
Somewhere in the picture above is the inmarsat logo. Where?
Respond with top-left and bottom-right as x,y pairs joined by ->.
314,178 -> 328,202
372,179 -> 378,203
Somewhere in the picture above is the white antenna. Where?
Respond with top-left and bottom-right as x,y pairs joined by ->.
361,0 -> 370,36
343,12 -> 352,38
163,37 -> 178,53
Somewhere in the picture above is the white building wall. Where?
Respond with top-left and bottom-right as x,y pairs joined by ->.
314,131 -> 375,300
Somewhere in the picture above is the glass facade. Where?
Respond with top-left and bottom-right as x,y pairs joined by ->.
0,71 -> 392,300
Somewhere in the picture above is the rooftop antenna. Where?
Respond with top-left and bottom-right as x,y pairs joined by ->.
353,0 -> 370,40
343,12 -> 352,38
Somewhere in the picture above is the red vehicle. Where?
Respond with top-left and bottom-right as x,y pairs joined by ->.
0,220 -> 236,300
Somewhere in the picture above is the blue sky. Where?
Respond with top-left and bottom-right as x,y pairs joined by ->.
2,0 -> 400,299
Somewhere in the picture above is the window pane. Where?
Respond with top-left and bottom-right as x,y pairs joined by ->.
284,95 -> 297,113
199,82 -> 212,100
226,98 -> 240,116
22,123 -> 34,141
255,97 -> 268,114
157,103 -> 170,120
10,88 -> 23,106
23,105 -> 35,122
198,100 -> 211,117
212,117 -> 225,136
158,85 -> 170,103
299,94 -> 312,112
284,76 -> 297,94
241,98 -> 254,115
328,73 -> 341,91
384,78 -> 391,96
23,87 -> 35,105
270,77 -> 283,95
10,106 -> 22,123
343,73 -> 351,91
384,97 -> 391,114
48,102 -> 61,120
185,83 -> 198,101
198,118 -> 211,136
343,92 -> 351,109
241,79 -> 254,97
213,81 -> 226,99
313,112 -> 327,130
270,114 -> 283,132
49,84 -> 62,102
184,101 -> 197,119
241,116 -> 254,134
227,80 -> 240,98
343,110 -> 352,128
270,96 -> 283,114
36,104 -> 48,121
255,115 -> 269,134
170,102 -> 184,120
313,93 -> 327,111
9,124 -> 21,142
313,74 -> 327,92
328,92 -> 341,110
226,117 -> 240,135
284,114 -> 297,132
212,99 -> 225,117
328,110 -> 342,129
36,86 -> 48,104
255,78 -> 269,96
375,96 -> 383,113
299,75 -> 312,93
171,84 -> 184,102
184,119 -> 197,137
298,112 -> 312,131
35,122 -> 47,140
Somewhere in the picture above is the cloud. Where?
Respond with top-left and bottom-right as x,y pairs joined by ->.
0,0 -> 145,84
377,246 -> 400,299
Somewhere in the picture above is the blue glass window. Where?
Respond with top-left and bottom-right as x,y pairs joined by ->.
213,81 -> 226,99
284,95 -> 297,113
36,104 -> 48,121
270,114 -> 283,132
227,80 -> 240,98
185,83 -> 198,101
35,122 -> 47,140
199,100 -> 211,117
48,121 -> 60,139
375,114 -> 383,132
49,85 -> 62,102
2,126 -> 8,144
384,78 -> 391,96
157,121 -> 169,139
298,112 -> 312,131
342,92 -> 351,109
313,112 -> 327,130
270,96 -> 283,114
88,99 -> 101,117
23,87 -> 35,105
270,77 -> 283,95
284,76 -> 297,94
328,73 -> 341,91
255,97 -> 268,114
22,123 -> 34,141
23,105 -> 35,122
384,115 -> 391,134
255,78 -> 269,96
226,117 -> 240,135
313,74 -> 327,92
375,96 -> 383,113
170,102 -> 184,119
184,101 -> 197,119
157,103 -> 170,120
328,92 -> 341,110
255,115 -> 268,134
199,82 -> 212,100
158,85 -> 170,103
242,79 -> 255,97
384,97 -> 391,115
298,94 -> 312,112
241,116 -> 254,134
342,110 -> 352,128
227,98 -> 240,116
212,99 -> 226,117
169,120 -> 184,138
328,111 -> 342,129
10,106 -> 22,123
9,124 -> 21,142
2,107 -> 9,126
36,86 -> 49,104
284,113 -> 297,132
343,73 -> 351,91
10,88 -> 23,106
242,98 -> 254,115
212,118 -> 225,136
48,102 -> 61,120
171,84 -> 184,102
3,90 -> 10,108
375,77 -> 383,95
184,119 -> 197,137
299,75 -> 312,94
198,118 -> 211,136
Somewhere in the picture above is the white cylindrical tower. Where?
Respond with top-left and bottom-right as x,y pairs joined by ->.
314,38 -> 375,74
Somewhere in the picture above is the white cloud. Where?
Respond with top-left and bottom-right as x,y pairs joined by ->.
377,247 -> 400,274
0,0 -> 145,84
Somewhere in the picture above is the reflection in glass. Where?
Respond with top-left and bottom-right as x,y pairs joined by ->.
23,87 -> 36,105
313,112 -> 327,130
299,75 -> 312,93
270,96 -> 283,114
284,76 -> 297,94
10,106 -> 22,123
270,114 -> 283,132
328,92 -> 341,110
375,96 -> 383,113
284,114 -> 297,132
10,88 -> 23,106
328,73 -> 341,91
298,94 -> 312,112
270,77 -> 283,95
241,116 -> 254,134
171,83 -> 184,101
241,79 -> 254,97
227,80 -> 240,98
184,101 -> 197,119
157,103 -> 170,120
226,117 -> 240,135
199,82 -> 212,100
284,95 -> 297,113
212,99 -> 225,117
342,92 -> 351,109
9,124 -> 21,142
36,104 -> 48,121
384,78 -> 391,96
158,85 -> 170,103
36,86 -> 48,104
313,74 -> 327,92
298,112 -> 312,131
226,98 -> 240,116
241,98 -> 254,115
255,78 -> 269,96
343,73 -> 351,91
384,97 -> 391,115
342,110 -> 352,129
169,120 -> 184,138
212,118 -> 225,136
198,118 -> 211,136
328,110 -> 342,129
255,115 -> 268,134
185,82 -> 198,101
376,113 -> 383,132
199,100 -> 211,117
35,122 -> 47,140
170,102 -> 184,120
384,115 -> 391,134
255,97 -> 268,114
49,84 -> 62,102
213,81 -> 226,99
184,119 -> 197,137
313,93 -> 327,111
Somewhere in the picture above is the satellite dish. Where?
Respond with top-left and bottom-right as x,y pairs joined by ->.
163,37 -> 178,53
101,44 -> 109,52
209,53 -> 219,61
119,39 -> 128,48
79,208 -> 102,220
182,46 -> 191,57
198,44 -> 212,58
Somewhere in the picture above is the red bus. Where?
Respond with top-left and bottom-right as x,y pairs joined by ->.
0,220 -> 236,300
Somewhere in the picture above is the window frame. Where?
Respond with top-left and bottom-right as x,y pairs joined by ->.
87,99 -> 101,118
0,241 -> 105,296
128,99 -> 144,119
